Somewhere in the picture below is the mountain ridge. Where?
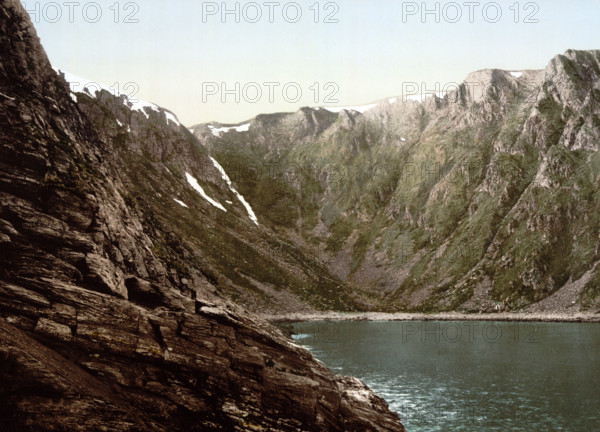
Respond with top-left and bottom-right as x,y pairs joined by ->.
193,48 -> 600,314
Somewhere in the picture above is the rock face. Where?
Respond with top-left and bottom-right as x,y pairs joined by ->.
194,50 -> 600,314
0,1 -> 404,430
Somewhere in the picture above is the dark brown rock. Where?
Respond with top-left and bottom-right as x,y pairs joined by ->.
0,1 -> 405,431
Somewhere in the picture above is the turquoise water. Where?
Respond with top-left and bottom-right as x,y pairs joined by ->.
290,321 -> 600,431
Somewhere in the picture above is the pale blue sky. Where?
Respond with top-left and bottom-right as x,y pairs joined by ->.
25,0 -> 600,125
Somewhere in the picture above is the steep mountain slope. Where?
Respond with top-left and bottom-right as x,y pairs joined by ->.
0,1 -> 404,430
66,71 -> 363,314
194,51 -> 600,313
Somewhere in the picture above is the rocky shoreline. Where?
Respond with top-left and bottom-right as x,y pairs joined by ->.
262,311 -> 600,323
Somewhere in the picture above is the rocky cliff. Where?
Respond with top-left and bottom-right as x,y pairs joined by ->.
194,51 -> 600,314
0,0 -> 404,430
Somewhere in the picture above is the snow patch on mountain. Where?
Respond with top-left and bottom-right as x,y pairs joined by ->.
173,198 -> 188,208
323,103 -> 378,113
55,68 -> 181,126
163,111 -> 181,126
510,71 -> 524,78
210,157 -> 259,225
208,123 -> 251,137
185,172 -> 227,212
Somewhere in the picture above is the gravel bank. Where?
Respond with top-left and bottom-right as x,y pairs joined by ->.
262,311 -> 600,323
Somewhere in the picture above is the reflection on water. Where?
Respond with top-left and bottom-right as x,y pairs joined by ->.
291,321 -> 600,431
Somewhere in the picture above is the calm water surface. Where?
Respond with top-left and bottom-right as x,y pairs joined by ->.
290,321 -> 600,431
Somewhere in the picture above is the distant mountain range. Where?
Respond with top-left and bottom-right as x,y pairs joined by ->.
192,50 -> 600,314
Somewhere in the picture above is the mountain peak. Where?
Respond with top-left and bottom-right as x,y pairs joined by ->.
55,68 -> 183,127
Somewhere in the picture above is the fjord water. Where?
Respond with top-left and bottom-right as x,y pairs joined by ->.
291,321 -> 600,431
